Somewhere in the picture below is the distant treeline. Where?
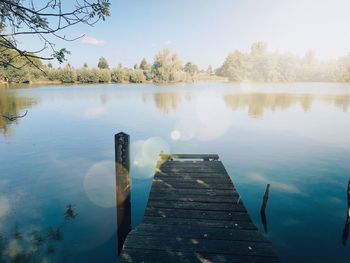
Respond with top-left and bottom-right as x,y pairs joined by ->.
1,42 -> 350,84
217,42 -> 350,82
0,49 -> 215,84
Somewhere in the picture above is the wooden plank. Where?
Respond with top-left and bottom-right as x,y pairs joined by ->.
147,200 -> 246,212
151,180 -> 235,190
123,235 -> 277,257
148,192 -> 240,203
144,207 -> 252,221
153,176 -> 232,185
132,224 -> 270,242
159,167 -> 227,173
160,161 -> 225,169
159,153 -> 219,160
149,188 -> 236,196
143,217 -> 257,230
155,171 -> 231,178
119,248 -> 279,263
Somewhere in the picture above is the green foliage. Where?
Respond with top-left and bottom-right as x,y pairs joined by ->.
217,51 -> 250,81
218,42 -> 350,82
338,55 -> 350,81
97,68 -> 111,83
77,68 -> 97,83
77,68 -> 110,83
55,66 -> 77,83
140,58 -> 151,70
129,69 -> 146,83
0,46 -> 45,83
143,70 -> 154,81
111,68 -> 126,83
97,57 -> 109,69
152,49 -> 183,82
184,62 -> 198,76
139,58 -> 153,80
4,69 -> 31,83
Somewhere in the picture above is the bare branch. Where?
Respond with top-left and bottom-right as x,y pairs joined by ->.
2,110 -> 28,121
0,0 -> 110,69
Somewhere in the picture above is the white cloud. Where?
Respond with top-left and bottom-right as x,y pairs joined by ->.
246,172 -> 303,195
81,36 -> 106,46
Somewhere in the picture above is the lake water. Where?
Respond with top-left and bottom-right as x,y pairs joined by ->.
1,82 -> 350,262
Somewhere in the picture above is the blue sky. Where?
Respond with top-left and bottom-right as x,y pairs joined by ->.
23,0 -> 350,69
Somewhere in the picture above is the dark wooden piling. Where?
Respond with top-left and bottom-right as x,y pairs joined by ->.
347,180 -> 350,209
119,154 -> 279,262
342,180 -> 350,246
115,132 -> 131,255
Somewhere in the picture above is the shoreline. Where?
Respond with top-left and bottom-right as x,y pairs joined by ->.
2,78 -> 350,90
0,77 -> 228,88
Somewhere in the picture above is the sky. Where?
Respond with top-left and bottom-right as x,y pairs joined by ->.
21,0 -> 350,69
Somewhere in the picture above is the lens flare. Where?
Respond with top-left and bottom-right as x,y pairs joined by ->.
131,137 -> 170,179
84,161 -> 115,208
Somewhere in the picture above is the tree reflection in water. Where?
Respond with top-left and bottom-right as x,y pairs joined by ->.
145,91 -> 350,118
224,93 -> 350,118
0,91 -> 37,136
0,204 -> 77,262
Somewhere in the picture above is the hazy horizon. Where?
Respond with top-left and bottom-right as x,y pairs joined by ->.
19,0 -> 350,69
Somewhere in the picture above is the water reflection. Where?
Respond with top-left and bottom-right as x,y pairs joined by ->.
0,91 -> 37,135
224,93 -> 350,118
0,205 -> 77,262
153,92 -> 183,114
146,91 -> 350,119
331,96 -> 350,112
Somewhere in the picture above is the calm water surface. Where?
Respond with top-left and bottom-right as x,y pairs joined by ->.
1,83 -> 350,262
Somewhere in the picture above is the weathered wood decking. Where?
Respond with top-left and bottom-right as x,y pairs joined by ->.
119,154 -> 279,263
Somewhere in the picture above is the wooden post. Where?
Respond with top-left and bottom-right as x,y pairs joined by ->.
260,184 -> 270,233
115,132 -> 131,255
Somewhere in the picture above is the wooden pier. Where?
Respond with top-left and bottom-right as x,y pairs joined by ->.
118,154 -> 279,263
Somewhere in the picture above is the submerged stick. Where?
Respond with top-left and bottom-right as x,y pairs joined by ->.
260,184 -> 270,214
260,184 -> 270,233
